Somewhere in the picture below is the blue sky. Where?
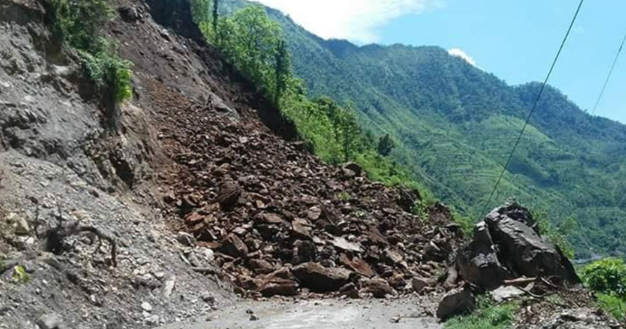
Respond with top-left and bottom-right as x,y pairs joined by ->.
255,0 -> 626,124
380,0 -> 626,123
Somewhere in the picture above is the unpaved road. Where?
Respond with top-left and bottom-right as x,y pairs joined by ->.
160,298 -> 442,329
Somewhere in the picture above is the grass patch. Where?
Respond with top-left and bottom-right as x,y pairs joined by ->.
445,297 -> 517,329
596,293 -> 626,321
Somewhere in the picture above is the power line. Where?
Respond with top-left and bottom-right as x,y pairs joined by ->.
479,0 -> 585,218
591,27 -> 626,115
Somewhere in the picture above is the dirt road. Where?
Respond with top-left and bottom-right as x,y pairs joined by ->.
160,297 -> 442,329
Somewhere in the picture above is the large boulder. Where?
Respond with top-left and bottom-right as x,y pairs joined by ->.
292,262 -> 353,292
456,202 -> 579,290
457,221 -> 511,290
484,204 -> 579,283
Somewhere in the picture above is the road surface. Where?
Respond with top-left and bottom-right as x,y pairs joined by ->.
160,297 -> 442,329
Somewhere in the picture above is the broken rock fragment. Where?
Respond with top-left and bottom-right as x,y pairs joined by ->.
436,287 -> 476,320
361,278 -> 396,298
292,262 -> 353,292
215,181 -> 242,210
220,234 -> 248,258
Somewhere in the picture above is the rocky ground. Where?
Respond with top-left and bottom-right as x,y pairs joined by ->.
0,0 -> 234,328
0,0 -> 622,328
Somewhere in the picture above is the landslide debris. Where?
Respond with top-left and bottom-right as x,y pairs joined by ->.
149,79 -> 465,298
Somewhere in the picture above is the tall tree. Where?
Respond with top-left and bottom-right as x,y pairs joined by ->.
274,39 -> 290,105
212,0 -> 219,36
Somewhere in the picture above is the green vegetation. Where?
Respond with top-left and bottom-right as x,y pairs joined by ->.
11,265 -> 31,284
214,0 -> 626,258
189,0 -> 433,199
46,0 -> 133,105
582,258 -> 626,297
377,134 -> 396,156
597,293 -> 626,321
582,258 -> 626,320
532,209 -> 576,259
445,297 -> 517,329
412,199 -> 431,222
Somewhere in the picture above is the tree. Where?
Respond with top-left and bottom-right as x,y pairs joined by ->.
274,39 -> 291,105
212,0 -> 219,36
191,0 -> 211,37
377,134 -> 396,156
317,98 -> 361,162
218,5 -> 283,94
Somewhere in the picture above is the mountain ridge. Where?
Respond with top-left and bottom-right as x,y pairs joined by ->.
224,0 -> 626,258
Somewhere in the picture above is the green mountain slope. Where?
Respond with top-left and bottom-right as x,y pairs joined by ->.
222,0 -> 626,258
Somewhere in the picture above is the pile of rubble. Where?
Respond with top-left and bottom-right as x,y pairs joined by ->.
437,202 -> 582,320
150,81 -> 464,298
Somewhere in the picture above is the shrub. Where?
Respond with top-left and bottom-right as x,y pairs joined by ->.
11,265 -> 31,284
582,258 -> 626,298
46,0 -> 133,104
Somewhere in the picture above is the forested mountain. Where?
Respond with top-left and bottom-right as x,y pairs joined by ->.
221,0 -> 626,258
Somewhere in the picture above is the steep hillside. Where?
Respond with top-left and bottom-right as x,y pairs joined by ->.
222,0 -> 626,258
0,0 -> 237,327
0,0 -> 461,327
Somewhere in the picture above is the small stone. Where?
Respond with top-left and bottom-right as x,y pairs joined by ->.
152,271 -> 165,280
37,313 -> 62,329
148,230 -> 160,243
145,315 -> 160,326
176,232 -> 196,246
7,213 -> 29,236
261,213 -> 283,224
245,309 -> 254,314
202,248 -> 215,262
411,277 -> 430,293
118,6 -> 140,22
202,294 -> 216,304
163,276 -> 176,298
307,206 -> 322,221
141,302 -> 153,312
250,314 -> 259,321
361,278 -> 396,298
437,287 -> 476,320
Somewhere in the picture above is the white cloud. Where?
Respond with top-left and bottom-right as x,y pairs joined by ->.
448,48 -> 477,66
252,0 -> 444,44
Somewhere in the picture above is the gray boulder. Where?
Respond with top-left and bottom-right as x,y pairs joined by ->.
484,204 -> 579,283
436,287 -> 476,320
457,221 -> 511,290
457,202 -> 579,290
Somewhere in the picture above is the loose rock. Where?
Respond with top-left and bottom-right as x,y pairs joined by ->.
292,262 -> 352,292
436,287 -> 476,320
